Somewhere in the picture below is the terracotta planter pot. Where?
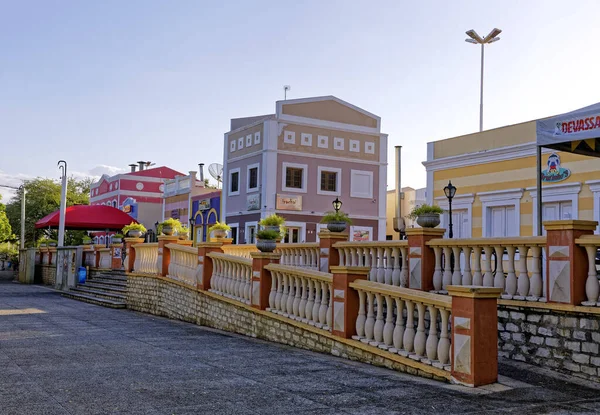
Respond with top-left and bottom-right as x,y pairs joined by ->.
416,213 -> 441,228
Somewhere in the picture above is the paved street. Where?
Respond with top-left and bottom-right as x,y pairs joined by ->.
2,276 -> 600,414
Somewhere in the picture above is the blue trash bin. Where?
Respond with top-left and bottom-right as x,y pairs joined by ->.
78,267 -> 87,284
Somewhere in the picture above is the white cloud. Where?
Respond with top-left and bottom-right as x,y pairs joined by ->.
88,165 -> 128,177
0,170 -> 32,203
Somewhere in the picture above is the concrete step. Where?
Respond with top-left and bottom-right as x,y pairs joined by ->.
81,282 -> 126,293
93,274 -> 127,282
70,287 -> 126,301
86,278 -> 127,287
61,291 -> 126,309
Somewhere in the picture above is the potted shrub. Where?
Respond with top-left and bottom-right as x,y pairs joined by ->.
209,222 -> 231,239
256,229 -> 279,252
259,214 -> 285,232
112,234 -> 124,244
47,239 -> 58,247
321,211 -> 352,233
122,222 -> 147,238
158,218 -> 182,236
408,204 -> 444,228
39,239 -> 48,248
178,227 -> 189,240
82,236 -> 92,245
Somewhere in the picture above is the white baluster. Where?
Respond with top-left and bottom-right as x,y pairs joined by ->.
365,248 -> 374,281
472,246 -> 482,286
437,309 -> 450,365
505,246 -> 517,297
584,245 -> 600,304
384,247 -> 393,285
364,292 -> 375,341
451,246 -> 462,286
392,247 -> 401,286
400,247 -> 409,288
433,247 -> 443,291
482,246 -> 494,287
517,245 -> 530,298
292,276 -> 301,317
529,246 -> 543,299
373,294 -> 384,344
286,275 -> 295,315
383,295 -> 394,347
426,306 -> 439,361
312,281 -> 321,323
414,303 -> 426,357
355,290 -> 366,337
392,298 -> 405,351
376,248 -> 385,283
275,272 -> 283,312
318,282 -> 328,326
442,247 -> 452,291
269,270 -> 277,309
402,300 -> 415,353
494,245 -> 506,291
462,246 -> 472,285
305,279 -> 315,322
280,273 -> 289,313
326,286 -> 332,330
298,277 -> 307,319
338,248 -> 346,266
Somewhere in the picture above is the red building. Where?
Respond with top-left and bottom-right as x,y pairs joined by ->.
90,162 -> 183,235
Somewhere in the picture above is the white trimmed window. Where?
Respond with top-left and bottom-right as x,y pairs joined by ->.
479,189 -> 523,237
254,132 -> 261,145
301,133 -> 312,146
436,194 -> 474,238
334,137 -> 344,150
282,162 -> 308,193
245,221 -> 258,244
246,134 -> 252,147
228,168 -> 240,196
586,180 -> 600,234
349,139 -> 360,152
228,222 -> 239,244
247,163 -> 260,193
230,140 -> 236,153
317,135 -> 328,149
350,169 -> 373,199
238,137 -> 244,150
284,131 -> 295,144
317,166 -> 341,196
365,142 -> 375,154
528,183 -> 581,235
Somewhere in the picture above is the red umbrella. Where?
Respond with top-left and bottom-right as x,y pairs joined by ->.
35,205 -> 137,230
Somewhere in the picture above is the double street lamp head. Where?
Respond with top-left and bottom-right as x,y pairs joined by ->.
332,197 -> 342,213
465,28 -> 502,45
444,181 -> 457,201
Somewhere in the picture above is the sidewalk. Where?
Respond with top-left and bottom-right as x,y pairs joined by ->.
1,281 -> 600,414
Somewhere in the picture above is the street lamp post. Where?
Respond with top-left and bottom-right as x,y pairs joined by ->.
444,181 -> 457,239
465,28 -> 502,132
332,197 -> 342,213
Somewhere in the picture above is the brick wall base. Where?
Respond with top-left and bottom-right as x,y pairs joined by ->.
38,265 -> 56,286
498,304 -> 600,382
127,274 -> 448,382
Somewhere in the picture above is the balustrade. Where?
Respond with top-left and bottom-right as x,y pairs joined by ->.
133,243 -> 159,274
221,244 -> 258,259
83,250 -> 95,267
275,244 -> 319,269
333,241 -> 409,286
166,244 -> 199,287
207,252 -> 252,304
427,237 -> 546,301
576,235 -> 600,306
350,279 -> 452,370
98,248 -> 112,269
264,263 -> 332,330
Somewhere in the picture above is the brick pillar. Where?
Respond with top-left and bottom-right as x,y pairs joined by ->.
544,220 -> 597,305
250,252 -> 282,310
197,242 -> 225,290
329,266 -> 370,338
94,245 -> 101,269
447,285 -> 502,387
124,238 -> 144,273
405,228 -> 446,291
176,239 -> 194,246
157,236 -> 179,277
110,244 -> 123,270
318,231 -> 348,273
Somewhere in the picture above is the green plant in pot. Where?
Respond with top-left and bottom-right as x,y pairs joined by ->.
321,210 -> 352,233
256,229 -> 279,252
158,218 -> 182,236
259,214 -> 285,232
82,236 -> 92,245
178,226 -> 190,240
122,222 -> 147,238
47,239 -> 58,247
112,234 -> 124,244
208,222 -> 231,239
408,204 -> 444,228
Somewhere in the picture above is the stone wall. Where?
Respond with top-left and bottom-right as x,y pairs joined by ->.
498,304 -> 600,382
127,274 -> 448,382
38,265 -> 56,286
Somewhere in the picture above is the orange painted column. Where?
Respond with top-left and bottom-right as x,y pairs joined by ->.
329,266 -> 370,339
197,242 -> 225,291
250,252 -> 281,310
157,236 -> 179,277
447,285 -> 502,387
318,231 -> 348,273
110,243 -> 124,270
405,228 -> 446,291
544,220 -> 597,305
124,238 -> 144,273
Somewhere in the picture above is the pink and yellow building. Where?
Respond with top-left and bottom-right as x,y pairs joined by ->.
223,96 -> 388,243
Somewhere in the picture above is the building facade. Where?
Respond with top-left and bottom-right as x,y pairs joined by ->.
190,191 -> 221,244
90,163 -> 183,235
223,96 -> 388,243
423,119 -> 600,238
384,187 -> 426,240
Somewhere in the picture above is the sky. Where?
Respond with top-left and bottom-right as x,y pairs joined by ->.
1,0 -> 600,202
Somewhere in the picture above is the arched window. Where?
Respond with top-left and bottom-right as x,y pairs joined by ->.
99,236 -> 105,245
112,200 -> 117,208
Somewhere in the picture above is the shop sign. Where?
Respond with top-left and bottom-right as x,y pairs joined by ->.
276,194 -> 302,211
171,209 -> 180,219
198,199 -> 211,211
122,205 -> 131,213
541,153 -> 571,183
247,194 -> 261,211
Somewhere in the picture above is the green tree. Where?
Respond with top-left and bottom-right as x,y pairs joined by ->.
0,196 -> 13,243
6,177 -> 92,247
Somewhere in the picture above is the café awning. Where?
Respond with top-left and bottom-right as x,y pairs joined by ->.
35,205 -> 136,230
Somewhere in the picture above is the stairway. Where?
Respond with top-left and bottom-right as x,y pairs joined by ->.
62,270 -> 127,309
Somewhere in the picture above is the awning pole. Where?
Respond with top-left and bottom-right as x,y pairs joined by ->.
536,145 -> 543,236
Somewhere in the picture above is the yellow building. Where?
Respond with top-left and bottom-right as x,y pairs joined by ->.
423,118 -> 600,238
384,187 -> 426,239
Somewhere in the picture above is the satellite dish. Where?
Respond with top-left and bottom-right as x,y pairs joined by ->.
208,163 -> 224,189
